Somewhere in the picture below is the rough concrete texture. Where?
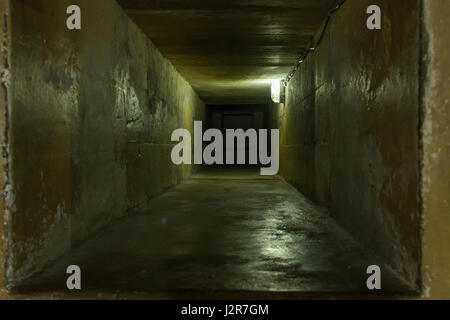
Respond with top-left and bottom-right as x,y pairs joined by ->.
1,0 -> 449,300
6,0 -> 204,288
0,0 -> 10,300
117,0 -> 338,104
421,0 -> 450,299
269,0 -> 421,290
14,168 -> 412,296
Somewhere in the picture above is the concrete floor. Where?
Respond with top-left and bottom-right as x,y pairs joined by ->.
16,168 -> 410,297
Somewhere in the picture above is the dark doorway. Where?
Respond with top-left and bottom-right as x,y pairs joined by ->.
206,104 -> 269,167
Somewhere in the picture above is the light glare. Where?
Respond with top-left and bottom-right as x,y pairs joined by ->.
271,80 -> 281,103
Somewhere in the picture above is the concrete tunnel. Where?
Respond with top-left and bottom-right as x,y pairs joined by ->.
0,0 -> 449,299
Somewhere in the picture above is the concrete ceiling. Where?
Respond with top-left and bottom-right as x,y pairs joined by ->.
118,0 -> 337,104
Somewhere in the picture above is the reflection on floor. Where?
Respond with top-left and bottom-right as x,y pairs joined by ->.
17,167 -> 409,298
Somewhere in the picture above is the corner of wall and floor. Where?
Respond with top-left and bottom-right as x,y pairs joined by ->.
269,0 -> 423,292
268,0 -> 450,299
0,0 -> 206,296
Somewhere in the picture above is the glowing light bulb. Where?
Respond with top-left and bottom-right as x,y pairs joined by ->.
271,80 -> 285,104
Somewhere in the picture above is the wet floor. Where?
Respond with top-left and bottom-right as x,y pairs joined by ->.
17,168 -> 410,297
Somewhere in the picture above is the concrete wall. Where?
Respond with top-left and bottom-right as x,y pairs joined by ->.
0,0 -> 11,300
4,0 -> 204,287
1,0 -> 449,299
421,0 -> 450,299
270,0 -> 422,290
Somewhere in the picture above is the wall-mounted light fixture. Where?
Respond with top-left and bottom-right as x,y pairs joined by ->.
271,80 -> 285,104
